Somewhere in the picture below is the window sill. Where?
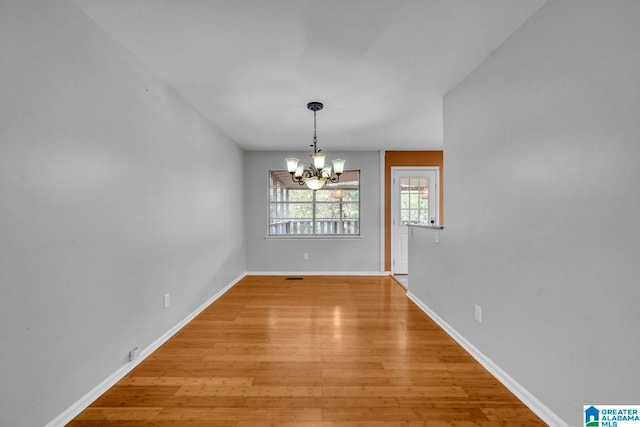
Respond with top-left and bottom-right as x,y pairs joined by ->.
265,235 -> 364,240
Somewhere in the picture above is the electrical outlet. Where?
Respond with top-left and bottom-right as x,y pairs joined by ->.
164,293 -> 170,308
435,231 -> 440,243
303,252 -> 309,260
129,347 -> 140,361
474,304 -> 482,322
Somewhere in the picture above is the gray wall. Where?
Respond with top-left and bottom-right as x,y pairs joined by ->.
0,2 -> 245,426
410,0 -> 640,425
245,151 -> 382,272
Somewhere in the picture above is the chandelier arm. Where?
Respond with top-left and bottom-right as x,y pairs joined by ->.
290,168 -> 318,184
289,173 -> 304,185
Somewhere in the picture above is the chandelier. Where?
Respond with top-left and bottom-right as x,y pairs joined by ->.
285,102 -> 345,190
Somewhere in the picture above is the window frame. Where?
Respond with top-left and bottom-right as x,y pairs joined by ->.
266,169 -> 362,239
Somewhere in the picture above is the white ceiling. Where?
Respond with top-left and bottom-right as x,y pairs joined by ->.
73,0 -> 545,151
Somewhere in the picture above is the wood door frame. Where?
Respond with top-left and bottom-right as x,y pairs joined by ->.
383,151 -> 444,272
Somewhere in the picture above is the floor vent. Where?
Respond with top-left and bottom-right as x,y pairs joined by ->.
285,277 -> 304,280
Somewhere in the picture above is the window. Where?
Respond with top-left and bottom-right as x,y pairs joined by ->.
269,170 -> 360,236
400,177 -> 430,225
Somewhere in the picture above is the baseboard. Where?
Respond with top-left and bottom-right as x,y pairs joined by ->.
245,271 -> 390,276
405,291 -> 568,427
390,275 -> 408,289
46,273 -> 246,427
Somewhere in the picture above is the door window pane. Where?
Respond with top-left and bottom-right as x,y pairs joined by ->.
400,177 -> 429,225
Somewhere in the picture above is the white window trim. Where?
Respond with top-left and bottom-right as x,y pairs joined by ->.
267,169 -> 361,238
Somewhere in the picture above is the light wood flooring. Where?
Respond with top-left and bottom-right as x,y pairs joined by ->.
68,275 -> 546,426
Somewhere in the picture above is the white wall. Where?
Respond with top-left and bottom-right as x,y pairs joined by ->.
0,1 -> 245,426
245,151 -> 382,272
409,0 -> 640,425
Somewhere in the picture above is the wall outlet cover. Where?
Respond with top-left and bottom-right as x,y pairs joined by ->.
474,304 -> 482,322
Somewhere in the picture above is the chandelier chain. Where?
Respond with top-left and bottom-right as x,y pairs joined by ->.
312,109 -> 318,152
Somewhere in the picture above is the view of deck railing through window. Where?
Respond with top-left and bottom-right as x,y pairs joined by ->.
269,170 -> 360,236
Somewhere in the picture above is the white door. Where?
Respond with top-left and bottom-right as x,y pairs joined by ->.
391,168 -> 439,274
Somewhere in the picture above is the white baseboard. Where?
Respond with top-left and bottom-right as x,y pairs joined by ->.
245,271 -> 390,276
405,291 -> 568,427
46,273 -> 246,427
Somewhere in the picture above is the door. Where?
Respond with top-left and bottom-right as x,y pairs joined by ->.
391,168 -> 439,274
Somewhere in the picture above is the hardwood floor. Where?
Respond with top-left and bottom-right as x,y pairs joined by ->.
68,275 -> 545,426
